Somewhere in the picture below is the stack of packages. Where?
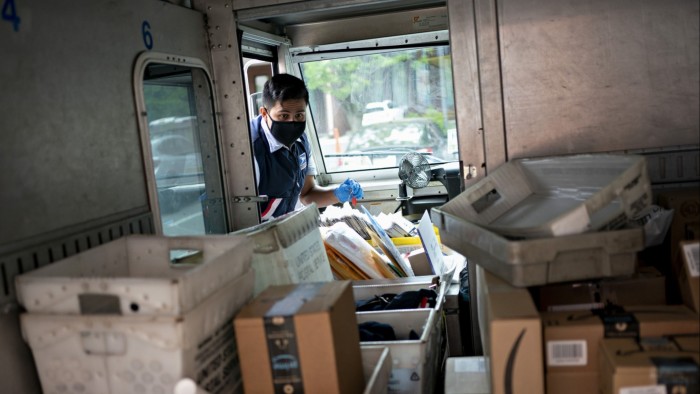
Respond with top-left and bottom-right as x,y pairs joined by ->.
432,154 -> 700,394
15,235 -> 255,394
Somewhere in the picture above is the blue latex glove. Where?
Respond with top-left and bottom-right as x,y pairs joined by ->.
333,178 -> 364,203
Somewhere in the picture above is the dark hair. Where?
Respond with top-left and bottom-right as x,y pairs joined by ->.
262,74 -> 309,109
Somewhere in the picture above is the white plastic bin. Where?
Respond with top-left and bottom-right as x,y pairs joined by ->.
353,277 -> 447,312
440,154 -> 651,238
16,235 -> 252,316
21,268 -> 254,394
362,347 -> 392,394
231,203 -> 333,296
357,309 -> 444,394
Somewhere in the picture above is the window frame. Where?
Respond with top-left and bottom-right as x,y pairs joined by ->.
288,30 -> 455,185
133,51 -> 227,235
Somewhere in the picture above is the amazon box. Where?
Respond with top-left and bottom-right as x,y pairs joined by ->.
542,305 -> 699,393
673,240 -> 700,313
476,266 -> 544,394
234,281 -> 364,394
599,334 -> 700,394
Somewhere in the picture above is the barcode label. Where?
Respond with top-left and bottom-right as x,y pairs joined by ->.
683,242 -> 699,278
547,340 -> 587,366
620,385 -> 666,394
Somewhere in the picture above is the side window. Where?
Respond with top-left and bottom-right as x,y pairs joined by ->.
243,59 -> 273,120
136,58 -> 228,236
296,43 -> 458,176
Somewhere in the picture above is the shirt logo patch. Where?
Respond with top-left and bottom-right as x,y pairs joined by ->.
298,152 -> 307,171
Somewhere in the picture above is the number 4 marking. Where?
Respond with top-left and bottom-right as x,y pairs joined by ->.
2,0 -> 21,32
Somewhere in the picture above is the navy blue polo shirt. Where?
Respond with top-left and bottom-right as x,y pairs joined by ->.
250,115 -> 315,220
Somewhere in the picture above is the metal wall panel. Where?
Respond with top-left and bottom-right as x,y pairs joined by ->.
447,0 -> 486,187
285,6 -> 448,47
193,0 -> 261,230
495,0 -> 699,160
0,0 -> 210,246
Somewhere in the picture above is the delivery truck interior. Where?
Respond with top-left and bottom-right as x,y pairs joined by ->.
1,0 -> 698,393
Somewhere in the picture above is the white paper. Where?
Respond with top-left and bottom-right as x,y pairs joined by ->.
619,385 -> 666,394
454,357 -> 486,373
417,210 -> 445,276
683,242 -> 699,278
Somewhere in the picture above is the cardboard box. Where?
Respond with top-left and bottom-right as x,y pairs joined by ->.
476,266 -> 544,394
534,266 -> 666,312
234,281 -> 365,394
547,372 -> 598,394
658,188 -> 700,264
231,204 -> 333,295
599,266 -> 666,307
533,281 -> 600,312
599,334 -> 700,394
542,305 -> 700,393
444,357 -> 490,394
673,241 -> 700,313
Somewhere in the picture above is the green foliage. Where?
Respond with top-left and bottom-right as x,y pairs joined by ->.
406,108 -> 447,136
143,84 -> 192,121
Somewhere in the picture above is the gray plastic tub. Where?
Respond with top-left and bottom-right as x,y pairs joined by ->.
430,208 -> 644,287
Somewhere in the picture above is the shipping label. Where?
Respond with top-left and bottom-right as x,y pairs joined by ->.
546,340 -> 587,366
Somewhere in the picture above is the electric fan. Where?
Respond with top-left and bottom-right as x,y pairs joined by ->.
397,152 -> 432,213
396,152 -> 464,217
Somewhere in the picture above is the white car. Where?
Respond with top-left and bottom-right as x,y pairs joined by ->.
361,100 -> 404,126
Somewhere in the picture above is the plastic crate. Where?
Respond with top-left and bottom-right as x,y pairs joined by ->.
21,268 -> 255,394
362,347 -> 392,394
432,208 -> 644,287
353,278 -> 447,312
357,309 -> 444,394
230,203 -> 333,296
440,154 -> 651,238
16,235 -> 252,316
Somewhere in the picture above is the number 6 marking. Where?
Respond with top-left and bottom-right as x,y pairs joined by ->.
142,20 -> 153,50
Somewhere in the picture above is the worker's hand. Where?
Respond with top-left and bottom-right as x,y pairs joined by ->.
333,178 -> 364,203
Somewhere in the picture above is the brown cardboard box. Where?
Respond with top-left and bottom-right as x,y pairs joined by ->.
673,240 -> 700,313
599,266 -> 666,307
547,372 -> 598,394
534,281 -> 600,312
599,334 -> 700,394
542,305 -> 700,393
234,281 -> 365,394
534,266 -> 666,312
476,266 -> 544,394
658,188 -> 700,265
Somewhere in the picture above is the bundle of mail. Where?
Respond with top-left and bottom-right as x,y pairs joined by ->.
319,203 -> 417,240
320,205 -> 416,281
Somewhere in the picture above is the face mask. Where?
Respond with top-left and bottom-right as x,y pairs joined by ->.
268,118 -> 306,148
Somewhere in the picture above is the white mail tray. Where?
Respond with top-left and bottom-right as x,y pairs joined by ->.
16,235 -> 252,315
440,154 -> 651,238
